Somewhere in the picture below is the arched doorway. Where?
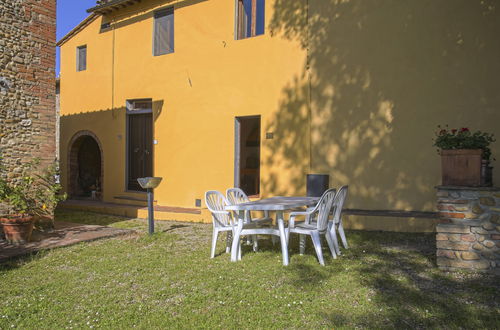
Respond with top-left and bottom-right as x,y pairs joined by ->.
68,131 -> 103,199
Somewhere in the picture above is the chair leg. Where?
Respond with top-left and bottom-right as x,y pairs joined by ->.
338,222 -> 349,249
238,240 -> 242,260
299,234 -> 306,255
311,232 -> 325,266
225,231 -> 232,254
325,231 -> 337,259
252,235 -> 258,252
330,225 -> 341,255
271,235 -> 277,246
211,229 -> 219,258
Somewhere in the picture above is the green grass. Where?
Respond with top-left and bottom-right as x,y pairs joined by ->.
1,209 -> 498,328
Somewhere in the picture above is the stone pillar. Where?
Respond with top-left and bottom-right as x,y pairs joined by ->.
436,186 -> 500,274
0,0 -> 56,175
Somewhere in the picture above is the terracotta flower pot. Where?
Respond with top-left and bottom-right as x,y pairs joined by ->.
0,215 -> 34,245
440,149 -> 482,186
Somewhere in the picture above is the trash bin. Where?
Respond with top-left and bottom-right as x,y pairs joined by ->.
306,174 -> 329,197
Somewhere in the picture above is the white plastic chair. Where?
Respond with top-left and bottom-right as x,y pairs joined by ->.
205,190 -> 235,258
286,188 -> 337,266
328,185 -> 349,255
226,188 -> 274,249
226,188 -> 273,226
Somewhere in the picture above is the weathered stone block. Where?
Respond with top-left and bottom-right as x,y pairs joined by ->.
482,223 -> 496,231
463,213 -> 480,220
458,191 -> 480,199
454,205 -> 470,212
483,240 -> 496,249
479,197 -> 495,206
437,241 -> 471,251
436,224 -> 470,234
461,251 -> 480,260
490,214 -> 500,225
471,227 -> 490,235
437,250 -> 456,259
437,258 -> 490,270
472,243 -> 485,251
491,234 -> 500,240
436,233 -> 448,241
439,211 -> 465,219
450,219 -> 482,226
437,191 -> 449,197
438,199 -> 470,204
460,234 -> 476,242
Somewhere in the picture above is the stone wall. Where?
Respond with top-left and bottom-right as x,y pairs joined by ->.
436,186 -> 500,274
0,0 -> 56,186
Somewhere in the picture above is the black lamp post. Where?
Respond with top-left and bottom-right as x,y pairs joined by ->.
137,177 -> 162,234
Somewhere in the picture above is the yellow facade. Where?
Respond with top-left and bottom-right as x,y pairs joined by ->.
59,0 -> 500,231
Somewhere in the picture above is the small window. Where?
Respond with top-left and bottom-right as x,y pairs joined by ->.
100,22 -> 111,31
236,0 -> 265,40
153,8 -> 174,56
77,45 -> 87,71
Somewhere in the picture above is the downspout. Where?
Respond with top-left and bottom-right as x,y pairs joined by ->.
307,0 -> 312,174
111,18 -> 116,117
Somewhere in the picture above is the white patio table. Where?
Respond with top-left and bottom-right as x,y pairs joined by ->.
225,196 -> 319,266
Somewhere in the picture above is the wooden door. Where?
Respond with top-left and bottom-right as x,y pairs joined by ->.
127,112 -> 153,191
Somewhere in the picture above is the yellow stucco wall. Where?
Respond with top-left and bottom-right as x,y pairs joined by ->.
60,0 -> 500,228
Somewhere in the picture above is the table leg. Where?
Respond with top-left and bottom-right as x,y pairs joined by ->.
277,210 -> 289,266
231,211 -> 244,262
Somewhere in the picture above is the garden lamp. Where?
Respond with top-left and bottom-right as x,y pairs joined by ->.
137,177 -> 162,234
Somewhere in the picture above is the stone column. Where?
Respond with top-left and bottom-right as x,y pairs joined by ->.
436,186 -> 500,274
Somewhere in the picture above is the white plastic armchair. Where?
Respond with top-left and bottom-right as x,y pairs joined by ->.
328,185 -> 349,255
205,190 -> 238,259
286,188 -> 337,265
226,188 -> 273,225
226,188 -> 274,249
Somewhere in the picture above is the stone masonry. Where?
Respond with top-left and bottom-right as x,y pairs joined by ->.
436,186 -> 500,274
0,0 -> 56,188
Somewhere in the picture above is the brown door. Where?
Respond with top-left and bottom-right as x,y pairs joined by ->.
127,112 -> 153,191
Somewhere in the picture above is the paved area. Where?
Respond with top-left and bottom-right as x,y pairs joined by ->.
0,221 -> 135,263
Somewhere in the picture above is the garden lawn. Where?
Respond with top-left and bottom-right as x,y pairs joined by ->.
0,209 -> 499,328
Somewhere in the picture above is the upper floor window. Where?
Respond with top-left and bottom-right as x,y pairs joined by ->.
236,0 -> 265,40
77,45 -> 87,71
153,8 -> 174,56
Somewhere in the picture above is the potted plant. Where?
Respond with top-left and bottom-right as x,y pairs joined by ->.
0,159 -> 66,244
33,162 -> 66,231
0,171 -> 37,244
434,126 -> 495,186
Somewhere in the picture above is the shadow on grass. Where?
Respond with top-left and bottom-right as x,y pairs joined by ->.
285,230 -> 499,328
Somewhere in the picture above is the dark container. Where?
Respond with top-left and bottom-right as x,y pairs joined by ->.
307,174 -> 329,197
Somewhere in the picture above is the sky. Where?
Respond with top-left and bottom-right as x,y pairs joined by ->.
56,0 -> 97,76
